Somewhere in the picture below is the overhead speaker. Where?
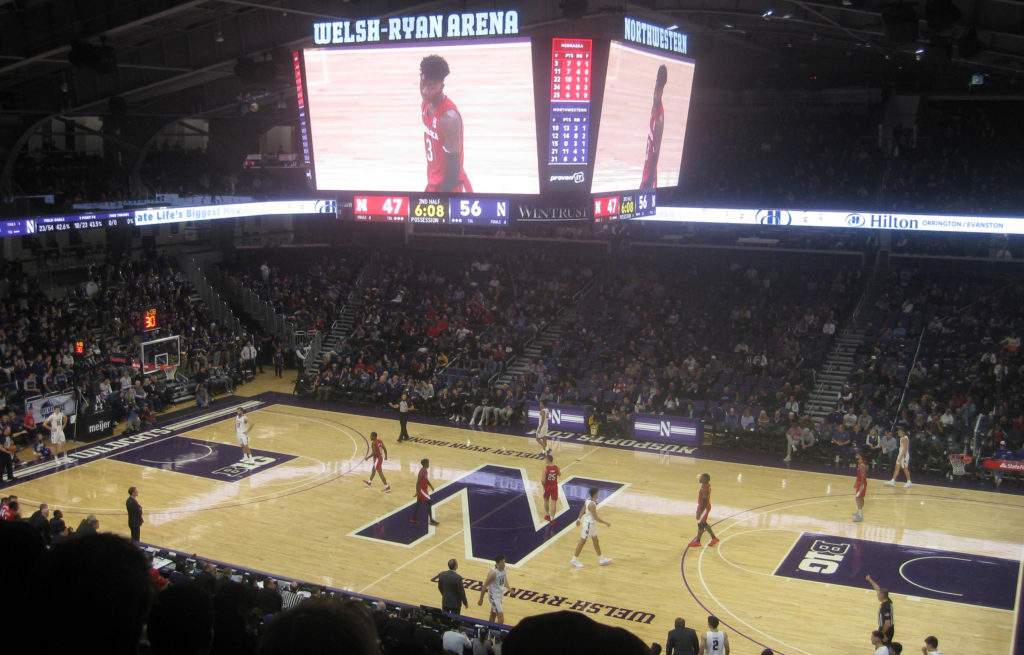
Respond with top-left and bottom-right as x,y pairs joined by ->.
881,3 -> 919,43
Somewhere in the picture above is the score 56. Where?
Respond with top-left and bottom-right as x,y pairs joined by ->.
456,199 -> 483,218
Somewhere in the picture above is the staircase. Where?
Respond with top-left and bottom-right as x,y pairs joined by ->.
305,253 -> 379,374
805,268 -> 887,419
493,276 -> 598,387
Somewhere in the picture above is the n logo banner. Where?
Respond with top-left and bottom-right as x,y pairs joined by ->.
351,464 -> 627,566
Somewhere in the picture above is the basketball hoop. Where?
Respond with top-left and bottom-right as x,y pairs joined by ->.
950,453 -> 972,477
161,364 -> 178,383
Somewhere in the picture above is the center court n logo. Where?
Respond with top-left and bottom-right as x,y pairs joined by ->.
351,464 -> 627,565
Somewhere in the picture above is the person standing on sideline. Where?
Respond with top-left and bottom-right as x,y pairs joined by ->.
411,458 -> 438,526
126,486 -> 143,541
665,617 -> 699,655
240,340 -> 258,378
437,558 -> 468,615
885,427 -> 913,488
866,574 -> 895,644
699,615 -> 729,655
363,432 -> 391,492
570,487 -> 612,568
689,473 -> 719,548
541,454 -> 560,523
534,400 -> 550,455
42,405 -> 69,463
235,407 -> 255,464
390,393 -> 413,443
0,432 -> 14,481
477,555 -> 509,624
853,453 -> 868,522
272,347 -> 284,378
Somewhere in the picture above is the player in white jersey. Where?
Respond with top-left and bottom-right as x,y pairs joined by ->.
534,400 -> 550,455
477,554 -> 509,624
700,615 -> 729,655
235,407 -> 255,464
884,427 -> 912,488
570,487 -> 612,568
42,406 -> 68,463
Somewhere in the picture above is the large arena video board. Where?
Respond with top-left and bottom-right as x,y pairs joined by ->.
591,41 -> 695,193
302,38 -> 540,195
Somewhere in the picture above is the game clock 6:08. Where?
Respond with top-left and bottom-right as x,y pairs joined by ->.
411,197 -> 446,223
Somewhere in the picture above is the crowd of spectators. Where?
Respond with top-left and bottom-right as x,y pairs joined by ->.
0,252 -> 259,472
225,250 -> 366,335
300,249 -> 595,428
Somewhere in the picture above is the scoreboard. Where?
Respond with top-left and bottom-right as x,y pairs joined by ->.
593,191 -> 657,225
353,194 -> 510,226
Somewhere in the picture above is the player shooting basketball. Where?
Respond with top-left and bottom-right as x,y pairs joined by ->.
420,55 -> 473,193
640,64 -> 667,189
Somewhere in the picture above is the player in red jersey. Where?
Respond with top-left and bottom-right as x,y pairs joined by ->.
541,454 -> 561,523
640,65 -> 667,190
853,452 -> 868,522
411,458 -> 439,526
688,473 -> 719,547
363,431 -> 391,493
420,55 -> 472,193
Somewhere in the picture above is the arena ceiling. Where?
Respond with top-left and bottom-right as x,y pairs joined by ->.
0,0 -> 1021,126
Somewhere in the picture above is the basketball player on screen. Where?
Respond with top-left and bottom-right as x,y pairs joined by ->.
640,64 -> 667,190
420,55 -> 472,193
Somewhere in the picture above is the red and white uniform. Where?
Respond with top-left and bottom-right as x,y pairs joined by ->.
543,463 -> 561,501
371,439 -> 384,471
855,465 -> 867,499
640,101 -> 664,189
696,482 -> 711,524
417,468 -> 431,501
422,97 -> 472,193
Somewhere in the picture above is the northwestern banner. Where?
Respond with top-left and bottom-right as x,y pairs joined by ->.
632,413 -> 701,446
26,392 -> 78,431
526,403 -> 591,434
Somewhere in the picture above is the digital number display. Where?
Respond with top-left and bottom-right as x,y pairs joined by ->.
353,195 -> 409,222
623,191 -> 656,219
143,308 -> 158,330
593,195 -> 621,221
411,196 -> 447,223
449,197 -> 510,226
548,38 -> 593,176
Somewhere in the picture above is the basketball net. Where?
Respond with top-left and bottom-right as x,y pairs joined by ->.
161,364 -> 178,383
950,453 -> 972,476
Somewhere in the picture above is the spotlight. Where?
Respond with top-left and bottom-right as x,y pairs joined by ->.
762,8 -> 774,18
215,30 -> 224,43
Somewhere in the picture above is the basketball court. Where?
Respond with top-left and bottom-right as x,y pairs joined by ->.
5,376 -> 1021,655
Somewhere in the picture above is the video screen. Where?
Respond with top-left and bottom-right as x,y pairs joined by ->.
591,41 -> 695,193
303,38 -> 540,194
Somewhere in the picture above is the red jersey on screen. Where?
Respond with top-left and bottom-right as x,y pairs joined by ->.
422,96 -> 472,193
417,469 -> 431,500
543,464 -> 560,486
640,101 -> 664,189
